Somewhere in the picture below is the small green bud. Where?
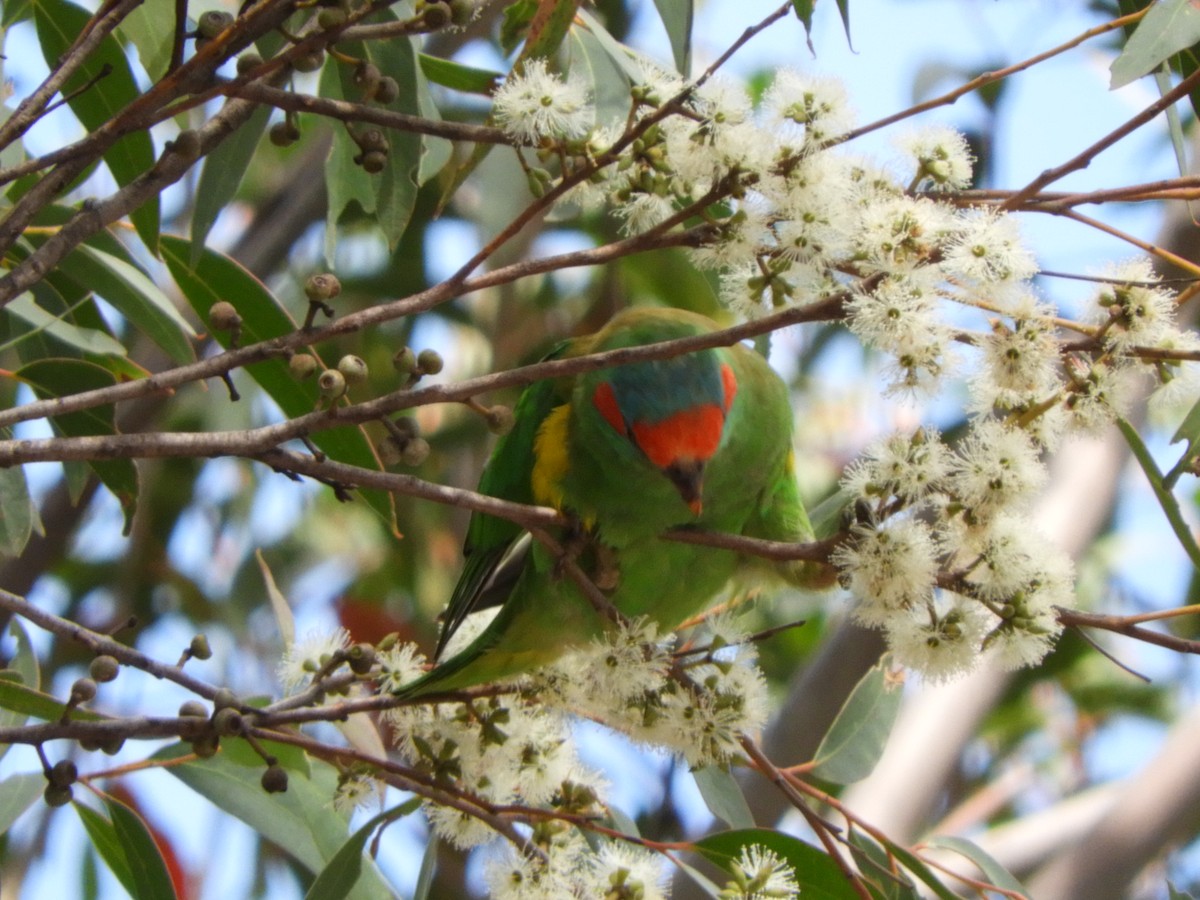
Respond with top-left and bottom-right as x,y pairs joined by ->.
269,121 -> 300,147
358,129 -> 389,153
318,369 -> 347,401
211,706 -> 244,737
196,10 -> 234,39
179,700 -> 208,719
49,759 -> 78,788
392,346 -> 418,375
236,53 -> 263,75
292,49 -> 325,73
70,677 -> 97,704
261,764 -> 289,794
421,1 -> 451,29
89,655 -> 119,683
100,737 -> 125,756
353,61 -> 382,99
400,436 -> 430,466
416,349 -> 443,375
208,301 -> 242,333
192,734 -> 220,758
360,150 -> 388,174
374,76 -> 399,104
212,688 -> 238,711
317,6 -> 347,29
484,405 -> 514,436
304,273 -> 341,301
337,354 -> 369,385
289,354 -> 319,380
347,643 -> 377,675
43,783 -> 73,808
189,633 -> 213,660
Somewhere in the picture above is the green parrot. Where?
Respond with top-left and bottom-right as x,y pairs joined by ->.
399,307 -> 824,697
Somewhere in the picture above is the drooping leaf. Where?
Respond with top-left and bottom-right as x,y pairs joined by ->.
413,835 -> 438,900
417,54 -> 502,94
1118,417 -> 1200,570
190,104 -> 272,263
695,829 -> 859,900
3,293 -> 129,358
115,0 -> 176,82
1111,0 -> 1200,88
13,359 -> 138,532
320,11 -> 422,253
103,796 -> 177,900
811,657 -> 901,784
33,0 -> 160,252
847,830 -> 919,900
651,0 -> 693,74
156,744 -> 393,900
76,802 -> 135,896
257,549 -> 296,648
0,772 -> 43,836
304,804 -> 416,900
925,835 -> 1027,894
1165,394 -> 1200,488
160,236 -> 398,534
0,466 -> 36,558
56,244 -> 195,364
692,765 -> 754,830
0,676 -> 106,723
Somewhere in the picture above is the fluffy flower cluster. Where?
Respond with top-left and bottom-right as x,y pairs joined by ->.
832,423 -> 1071,681
534,616 -> 770,768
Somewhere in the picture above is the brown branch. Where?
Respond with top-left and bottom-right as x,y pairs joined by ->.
1001,62 -> 1200,211
839,9 -> 1145,147
225,81 -> 515,144
0,292 -> 847,465
0,589 -> 224,699
0,0 -> 142,152
1056,606 -> 1200,656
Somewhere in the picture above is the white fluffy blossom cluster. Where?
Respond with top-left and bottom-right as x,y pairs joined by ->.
533,616 -> 770,768
493,56 -> 1200,681
832,423 -> 1070,681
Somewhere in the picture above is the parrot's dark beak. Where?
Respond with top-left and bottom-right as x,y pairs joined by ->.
665,459 -> 705,517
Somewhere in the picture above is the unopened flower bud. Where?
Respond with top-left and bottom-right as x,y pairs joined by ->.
347,643 -> 377,675
189,633 -> 213,660
196,10 -> 233,39
317,7 -> 347,29
236,53 -> 263,75
318,369 -> 347,401
292,49 -> 325,73
179,700 -> 208,719
209,301 -> 241,334
400,437 -> 430,466
485,405 -> 514,435
305,273 -> 341,302
212,688 -> 238,711
337,354 -> 369,385
211,706 -> 244,737
43,783 -> 73,807
269,121 -> 300,147
360,150 -> 388,174
49,760 -> 77,788
374,77 -> 399,104
89,655 -> 119,683
289,353 -> 319,380
392,346 -> 418,375
70,677 -> 97,705
261,764 -> 289,793
416,349 -> 443,375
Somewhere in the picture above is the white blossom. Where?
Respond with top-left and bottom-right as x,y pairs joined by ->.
763,69 -> 855,146
948,419 -> 1046,514
276,627 -> 350,693
897,125 -> 974,190
592,843 -> 671,900
724,844 -> 801,899
941,209 -> 1037,287
886,596 -> 988,683
841,427 -> 951,505
1090,260 -> 1180,353
832,519 -> 941,627
493,59 -> 593,141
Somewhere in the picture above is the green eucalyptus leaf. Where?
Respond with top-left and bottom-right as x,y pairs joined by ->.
0,772 -> 43,835
1111,0 -> 1200,87
811,657 -> 901,784
14,358 -> 138,532
651,0 -> 693,74
692,765 -> 754,830
190,104 -> 272,263
33,0 -> 160,251
0,466 -> 36,558
104,796 -> 176,900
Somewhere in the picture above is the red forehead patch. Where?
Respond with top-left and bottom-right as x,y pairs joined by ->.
631,404 -> 725,469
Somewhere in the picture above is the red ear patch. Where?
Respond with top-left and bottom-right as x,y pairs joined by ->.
720,363 -> 737,414
592,382 -> 627,436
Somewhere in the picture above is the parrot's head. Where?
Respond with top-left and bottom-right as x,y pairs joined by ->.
590,350 -> 736,516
